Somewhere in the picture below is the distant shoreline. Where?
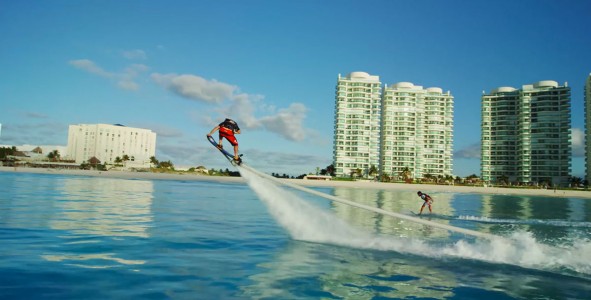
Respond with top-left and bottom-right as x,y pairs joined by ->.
0,166 -> 245,184
1,166 -> 590,199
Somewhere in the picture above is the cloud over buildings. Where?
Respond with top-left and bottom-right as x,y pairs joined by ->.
454,143 -> 480,159
572,127 -> 584,157
151,73 -> 236,103
259,103 -> 307,142
122,49 -> 147,60
69,59 -> 113,78
68,58 -> 313,142
69,59 -> 148,91
153,72 -> 311,142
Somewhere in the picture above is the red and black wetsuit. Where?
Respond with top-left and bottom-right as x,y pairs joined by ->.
219,119 -> 240,146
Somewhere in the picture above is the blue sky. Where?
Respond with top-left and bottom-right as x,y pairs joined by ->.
1,0 -> 590,177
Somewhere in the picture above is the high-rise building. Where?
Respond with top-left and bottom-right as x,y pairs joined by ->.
481,81 -> 571,186
333,72 -> 454,179
333,72 -> 382,177
381,82 -> 454,179
66,123 -> 156,168
585,74 -> 591,184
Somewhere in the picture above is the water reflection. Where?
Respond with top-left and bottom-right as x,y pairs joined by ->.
321,187 -> 591,243
330,188 -> 454,239
243,241 -> 456,299
243,186 -> 591,299
479,195 -> 591,241
44,176 -> 154,268
50,177 -> 154,238
41,253 -> 145,269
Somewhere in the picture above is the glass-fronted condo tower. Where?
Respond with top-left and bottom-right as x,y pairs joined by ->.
333,72 -> 382,177
381,82 -> 454,179
482,81 -> 571,186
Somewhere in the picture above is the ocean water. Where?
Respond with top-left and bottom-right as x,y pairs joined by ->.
1,168 -> 590,300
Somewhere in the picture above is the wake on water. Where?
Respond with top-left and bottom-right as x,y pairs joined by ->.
458,215 -> 591,228
238,166 -> 591,277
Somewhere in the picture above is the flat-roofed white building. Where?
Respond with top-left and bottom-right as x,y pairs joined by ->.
66,124 -> 156,168
333,72 -> 382,177
381,82 -> 454,179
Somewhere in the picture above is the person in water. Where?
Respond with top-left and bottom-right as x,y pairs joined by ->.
208,118 -> 241,161
417,191 -> 433,215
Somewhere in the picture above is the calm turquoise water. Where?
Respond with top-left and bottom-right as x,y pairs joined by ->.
1,169 -> 590,299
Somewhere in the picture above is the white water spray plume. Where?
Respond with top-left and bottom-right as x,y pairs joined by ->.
238,166 -> 591,276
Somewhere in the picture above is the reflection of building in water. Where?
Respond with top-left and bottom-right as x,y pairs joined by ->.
243,241 -> 456,299
569,198 -> 588,222
480,195 -> 532,220
479,195 -> 576,239
50,177 -> 154,238
330,188 -> 453,239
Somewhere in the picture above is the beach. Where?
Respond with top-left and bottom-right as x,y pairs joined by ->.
1,166 -> 590,199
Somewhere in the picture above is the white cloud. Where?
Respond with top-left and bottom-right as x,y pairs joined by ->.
25,112 -> 49,119
152,72 -> 313,142
219,93 -> 309,141
454,143 -> 480,159
223,93 -> 264,129
259,103 -> 307,141
125,64 -> 149,75
69,59 -> 148,91
122,49 -> 147,60
151,73 -> 237,103
69,59 -> 113,78
117,80 -> 139,91
152,126 -> 184,138
572,127 -> 584,157
118,64 -> 149,91
0,122 -> 68,145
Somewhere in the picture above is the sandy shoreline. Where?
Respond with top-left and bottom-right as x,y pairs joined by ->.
1,166 -> 590,199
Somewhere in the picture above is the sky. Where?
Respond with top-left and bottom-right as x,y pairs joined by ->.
1,0 -> 590,177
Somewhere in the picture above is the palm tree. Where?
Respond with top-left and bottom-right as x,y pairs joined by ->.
368,165 -> 378,179
399,167 -> 412,183
569,176 -> 583,188
498,175 -> 509,186
47,150 -> 60,162
0,146 -> 17,160
350,168 -> 362,179
326,164 -> 335,176
150,156 -> 159,165
159,160 -> 174,170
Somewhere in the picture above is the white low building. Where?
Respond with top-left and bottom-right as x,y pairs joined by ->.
66,124 -> 156,168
